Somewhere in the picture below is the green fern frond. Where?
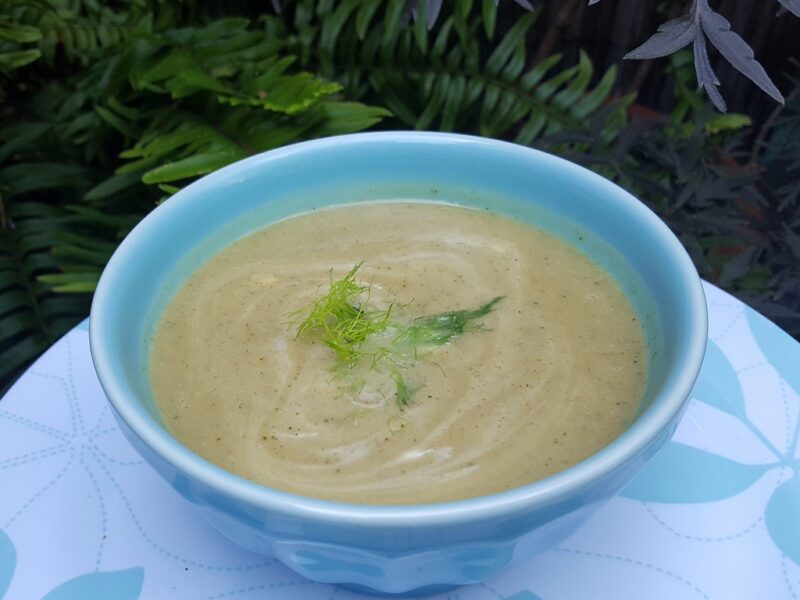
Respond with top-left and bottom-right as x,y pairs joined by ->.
89,18 -> 388,184
279,0 -> 622,144
0,201 -> 95,391
1,14 -> 392,192
117,98 -> 389,186
0,3 -> 42,80
1,0 -> 147,73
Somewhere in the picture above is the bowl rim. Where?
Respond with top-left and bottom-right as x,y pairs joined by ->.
90,131 -> 708,527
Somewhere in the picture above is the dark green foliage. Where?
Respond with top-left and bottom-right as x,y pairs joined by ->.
746,87 -> 800,332
276,1 -> 623,140
101,17 -> 390,185
0,0 -> 154,84
536,67 -> 800,339
0,202 -> 97,385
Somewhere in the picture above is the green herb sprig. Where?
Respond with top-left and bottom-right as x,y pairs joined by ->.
292,262 -> 393,368
291,263 -> 504,408
393,296 -> 505,351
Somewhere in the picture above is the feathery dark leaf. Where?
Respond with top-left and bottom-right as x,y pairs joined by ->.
624,15 -> 696,60
694,33 -> 727,113
698,1 -> 785,104
719,247 -> 760,286
776,0 -> 800,18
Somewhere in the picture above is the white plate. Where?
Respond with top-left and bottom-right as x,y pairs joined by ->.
1,282 -> 799,599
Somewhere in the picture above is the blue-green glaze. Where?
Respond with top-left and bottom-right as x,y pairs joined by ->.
89,132 -> 707,595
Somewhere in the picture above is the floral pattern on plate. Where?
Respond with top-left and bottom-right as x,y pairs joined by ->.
1,282 -> 798,599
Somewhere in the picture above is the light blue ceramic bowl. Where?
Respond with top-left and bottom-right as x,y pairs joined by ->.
90,132 -> 707,596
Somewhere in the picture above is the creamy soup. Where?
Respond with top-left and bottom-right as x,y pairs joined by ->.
150,202 -> 647,504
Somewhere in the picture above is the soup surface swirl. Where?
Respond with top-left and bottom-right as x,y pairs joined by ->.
150,202 -> 647,504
